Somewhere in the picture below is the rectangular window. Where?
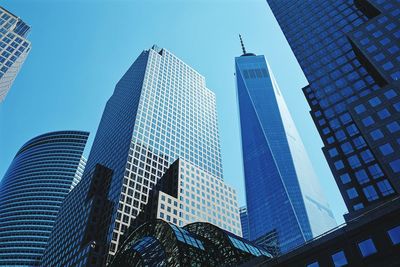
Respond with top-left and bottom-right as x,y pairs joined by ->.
388,226 -> 400,245
307,262 -> 319,267
358,238 -> 377,257
331,250 -> 348,267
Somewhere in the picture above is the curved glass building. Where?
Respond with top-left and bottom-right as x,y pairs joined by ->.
0,131 -> 89,266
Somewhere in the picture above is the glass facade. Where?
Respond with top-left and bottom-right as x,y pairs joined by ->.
0,6 -> 31,102
240,206 -> 250,240
235,52 -> 336,253
266,0 -> 400,218
42,46 -> 226,266
0,131 -> 88,266
110,219 -> 272,266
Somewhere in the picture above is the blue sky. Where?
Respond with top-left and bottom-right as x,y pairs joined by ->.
0,0 -> 347,224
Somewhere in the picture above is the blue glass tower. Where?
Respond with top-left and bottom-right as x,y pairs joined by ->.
41,46 -> 235,267
0,6 -> 31,102
235,38 -> 336,254
266,0 -> 400,220
0,131 -> 88,266
239,206 -> 250,240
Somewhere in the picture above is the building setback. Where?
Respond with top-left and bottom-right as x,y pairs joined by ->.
0,6 -> 31,102
41,46 -> 237,267
132,158 -> 241,236
0,131 -> 88,266
235,39 -> 336,254
266,0 -> 400,220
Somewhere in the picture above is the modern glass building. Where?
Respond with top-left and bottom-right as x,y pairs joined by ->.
266,0 -> 400,220
110,219 -> 272,267
235,41 -> 336,254
240,206 -> 250,240
42,46 -> 232,267
0,131 -> 88,266
0,6 -> 31,102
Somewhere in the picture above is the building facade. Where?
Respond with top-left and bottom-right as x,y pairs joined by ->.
131,158 -> 242,236
110,220 -> 271,267
0,6 -> 31,102
240,206 -> 250,240
266,0 -> 400,219
242,197 -> 400,267
235,45 -> 336,253
0,131 -> 88,266
41,46 -> 232,267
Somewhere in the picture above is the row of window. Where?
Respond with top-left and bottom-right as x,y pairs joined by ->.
307,225 -> 400,267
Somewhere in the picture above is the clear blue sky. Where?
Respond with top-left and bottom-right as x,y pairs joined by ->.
0,0 -> 347,224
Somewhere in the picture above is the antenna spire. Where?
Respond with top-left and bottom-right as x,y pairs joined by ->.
239,34 -> 247,55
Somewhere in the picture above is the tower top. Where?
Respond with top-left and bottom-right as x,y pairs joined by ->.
238,34 -> 256,57
239,34 -> 246,54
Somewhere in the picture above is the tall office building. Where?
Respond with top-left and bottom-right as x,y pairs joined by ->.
42,46 -> 237,267
240,206 -> 250,240
0,131 -> 88,266
0,6 -> 31,102
266,0 -> 400,219
235,38 -> 336,254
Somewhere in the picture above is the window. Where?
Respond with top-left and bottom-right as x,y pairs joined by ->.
340,173 -> 351,184
379,143 -> 394,156
389,159 -> 400,173
306,262 -> 319,267
331,250 -> 348,267
358,238 -> 377,257
347,188 -> 358,199
387,122 -> 400,133
377,180 -> 394,196
354,104 -> 366,114
363,185 -> 379,201
388,225 -> 400,245
368,97 -> 381,107
362,116 -> 374,127
377,109 -> 390,119
370,129 -> 384,140
355,169 -> 369,184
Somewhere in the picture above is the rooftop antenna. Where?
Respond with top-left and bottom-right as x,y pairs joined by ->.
239,34 -> 247,55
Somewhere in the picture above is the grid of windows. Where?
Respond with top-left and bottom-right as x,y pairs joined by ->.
0,131 -> 88,266
0,7 -> 31,102
155,159 -> 241,236
267,0 -> 400,215
109,47 -> 225,255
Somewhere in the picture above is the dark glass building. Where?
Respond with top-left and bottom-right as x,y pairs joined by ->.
235,41 -> 336,253
266,0 -> 400,220
0,131 -> 88,266
241,196 -> 400,267
110,219 -> 272,267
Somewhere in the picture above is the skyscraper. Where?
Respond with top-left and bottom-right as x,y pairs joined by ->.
266,0 -> 400,220
239,206 -> 250,240
42,46 -> 237,267
0,131 -> 88,266
0,6 -> 31,102
235,38 -> 336,254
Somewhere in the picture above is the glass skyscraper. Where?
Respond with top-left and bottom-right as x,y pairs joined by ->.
235,43 -> 336,254
0,6 -> 31,102
266,0 -> 400,220
239,206 -> 250,240
0,131 -> 88,266
42,46 -> 235,267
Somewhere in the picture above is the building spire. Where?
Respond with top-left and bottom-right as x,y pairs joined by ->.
239,34 -> 247,55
